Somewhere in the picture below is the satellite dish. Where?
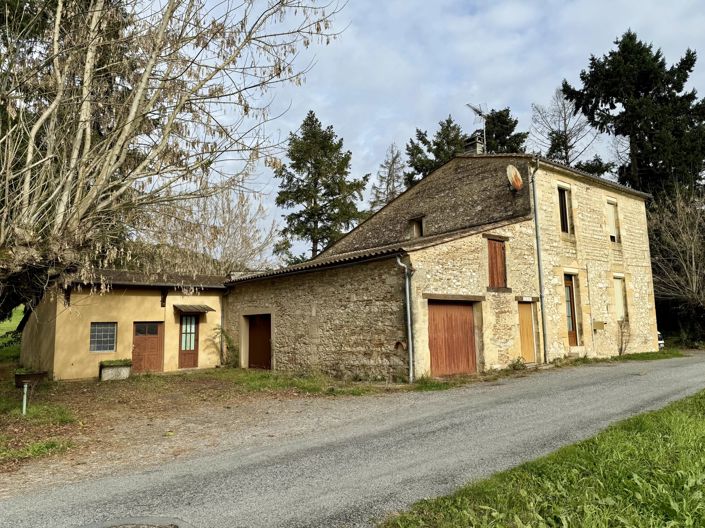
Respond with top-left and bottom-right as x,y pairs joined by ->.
506,165 -> 523,191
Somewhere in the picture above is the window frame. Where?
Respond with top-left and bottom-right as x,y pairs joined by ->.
607,199 -> 621,243
408,216 -> 425,239
89,322 -> 117,353
564,274 -> 579,346
558,186 -> 573,234
614,275 -> 628,322
179,314 -> 198,352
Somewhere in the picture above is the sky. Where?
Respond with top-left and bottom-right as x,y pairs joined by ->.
251,0 -> 705,245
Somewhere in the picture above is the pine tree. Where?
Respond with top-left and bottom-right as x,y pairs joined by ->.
370,143 -> 405,211
574,155 -> 615,177
563,30 -> 705,195
484,108 -> 528,153
274,111 -> 369,263
404,116 -> 468,187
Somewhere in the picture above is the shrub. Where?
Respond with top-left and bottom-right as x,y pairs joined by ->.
99,359 -> 132,368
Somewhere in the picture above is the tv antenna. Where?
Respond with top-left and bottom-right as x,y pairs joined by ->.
466,103 -> 487,151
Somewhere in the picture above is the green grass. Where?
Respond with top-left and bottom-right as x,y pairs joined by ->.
614,348 -> 684,361
553,348 -> 685,368
0,396 -> 75,424
0,305 -> 23,363
122,367 -> 390,397
0,305 -> 22,336
0,437 -> 70,463
380,389 -> 705,528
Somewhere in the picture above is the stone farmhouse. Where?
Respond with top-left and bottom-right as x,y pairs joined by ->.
21,153 -> 659,381
225,153 -> 658,381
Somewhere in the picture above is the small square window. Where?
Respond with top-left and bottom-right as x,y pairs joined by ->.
409,217 -> 424,239
90,322 -> 117,352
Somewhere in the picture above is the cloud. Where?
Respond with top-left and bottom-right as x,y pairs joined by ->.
254,0 -> 705,248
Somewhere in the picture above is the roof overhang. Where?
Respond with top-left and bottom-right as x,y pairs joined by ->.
173,304 -> 215,313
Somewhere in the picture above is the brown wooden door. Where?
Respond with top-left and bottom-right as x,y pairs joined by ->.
132,322 -> 164,373
564,275 -> 578,346
248,314 -> 271,369
179,314 -> 199,369
428,301 -> 476,376
518,302 -> 536,363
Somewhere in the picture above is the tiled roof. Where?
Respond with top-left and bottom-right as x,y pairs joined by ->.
72,269 -> 227,290
456,153 -> 652,200
227,217 -> 526,284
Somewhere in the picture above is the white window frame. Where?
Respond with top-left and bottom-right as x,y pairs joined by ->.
89,322 -> 117,353
557,183 -> 574,235
607,198 -> 620,243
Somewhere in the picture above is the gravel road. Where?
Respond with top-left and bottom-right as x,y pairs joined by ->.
2,353 -> 705,528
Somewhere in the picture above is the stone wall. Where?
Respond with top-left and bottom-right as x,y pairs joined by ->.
225,258 -> 408,381
534,166 -> 659,359
320,156 -> 532,257
408,219 -> 541,375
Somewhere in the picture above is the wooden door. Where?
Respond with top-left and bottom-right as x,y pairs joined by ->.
428,301 -> 476,376
518,302 -> 536,363
132,322 -> 164,373
179,314 -> 199,369
248,314 -> 271,369
564,275 -> 578,346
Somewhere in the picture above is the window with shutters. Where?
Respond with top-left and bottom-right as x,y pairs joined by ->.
614,276 -> 628,321
558,187 -> 573,234
487,239 -> 507,288
607,200 -> 620,243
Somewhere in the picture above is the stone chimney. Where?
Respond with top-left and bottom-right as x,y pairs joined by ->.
464,129 -> 485,154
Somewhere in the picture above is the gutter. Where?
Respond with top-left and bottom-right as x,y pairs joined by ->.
530,158 -> 550,364
396,256 -> 415,383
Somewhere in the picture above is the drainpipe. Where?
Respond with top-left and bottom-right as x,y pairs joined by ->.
530,158 -> 549,364
396,255 -> 415,383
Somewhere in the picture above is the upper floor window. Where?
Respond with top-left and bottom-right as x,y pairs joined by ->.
488,239 -> 507,288
90,322 -> 117,352
614,276 -> 628,321
558,187 -> 573,234
409,217 -> 424,239
607,200 -> 621,243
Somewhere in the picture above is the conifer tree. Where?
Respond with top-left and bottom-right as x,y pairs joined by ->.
404,116 -> 467,186
274,111 -> 368,263
563,30 -> 705,195
484,108 -> 529,154
370,143 -> 405,211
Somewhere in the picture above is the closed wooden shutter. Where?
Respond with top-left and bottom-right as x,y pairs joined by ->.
488,239 -> 506,288
614,277 -> 626,321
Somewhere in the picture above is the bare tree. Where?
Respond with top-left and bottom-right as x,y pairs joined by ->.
370,143 -> 404,211
0,0 -> 342,318
141,187 -> 277,275
649,189 -> 705,310
530,89 -> 598,165
617,320 -> 631,356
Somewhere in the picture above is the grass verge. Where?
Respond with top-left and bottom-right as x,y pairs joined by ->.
553,348 -> 684,368
381,389 -> 705,528
0,437 -> 71,463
